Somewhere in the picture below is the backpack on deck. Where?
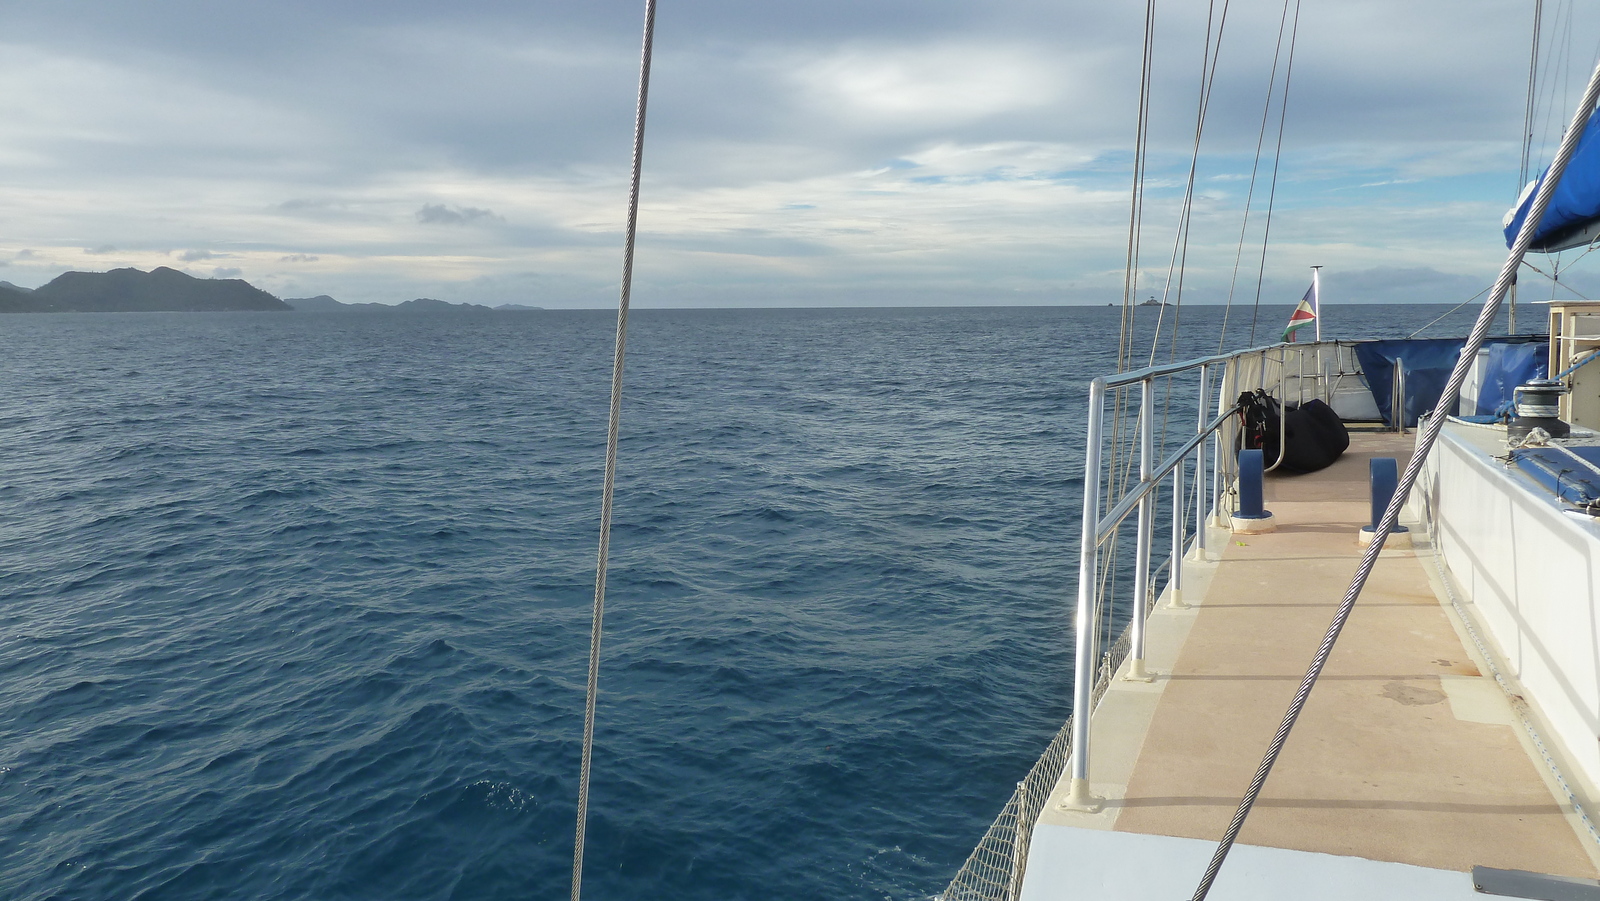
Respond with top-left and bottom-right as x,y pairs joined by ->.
1237,390 -> 1349,475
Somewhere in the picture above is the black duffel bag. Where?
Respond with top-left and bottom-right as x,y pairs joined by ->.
1238,390 -> 1349,474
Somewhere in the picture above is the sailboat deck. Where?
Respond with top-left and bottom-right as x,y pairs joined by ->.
1027,432 -> 1600,897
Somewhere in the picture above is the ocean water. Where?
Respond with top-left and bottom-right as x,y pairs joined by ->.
0,302 -> 1524,900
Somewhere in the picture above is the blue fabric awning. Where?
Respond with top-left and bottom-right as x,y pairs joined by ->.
1476,341 -> 1548,416
1504,108 -> 1600,252
1355,337 -> 1546,427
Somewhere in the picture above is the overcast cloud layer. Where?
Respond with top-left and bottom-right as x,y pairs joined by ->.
3,0 -> 1599,307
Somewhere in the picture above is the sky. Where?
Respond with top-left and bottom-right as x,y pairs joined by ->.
3,0 -> 1600,309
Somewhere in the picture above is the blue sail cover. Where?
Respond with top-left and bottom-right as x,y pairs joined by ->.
1509,445 -> 1600,510
1504,108 -> 1600,252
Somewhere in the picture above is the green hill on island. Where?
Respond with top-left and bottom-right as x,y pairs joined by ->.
0,267 -> 290,313
0,268 -> 543,313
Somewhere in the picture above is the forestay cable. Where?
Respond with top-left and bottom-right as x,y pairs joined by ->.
571,2 -> 657,899
1189,54 -> 1600,901
1148,0 -> 1231,368
1105,0 -> 1159,628
1246,0 -> 1302,345
1149,0 -> 1230,471
1119,0 -> 1157,374
1218,0 -> 1296,353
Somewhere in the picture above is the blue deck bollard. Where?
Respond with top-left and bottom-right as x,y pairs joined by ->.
1361,457 -> 1409,545
1238,449 -> 1265,517
1370,457 -> 1397,531
1233,448 -> 1275,533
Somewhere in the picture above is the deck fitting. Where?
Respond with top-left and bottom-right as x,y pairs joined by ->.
1357,525 -> 1411,548
1232,511 -> 1277,534
1059,777 -> 1104,813
1124,658 -> 1154,683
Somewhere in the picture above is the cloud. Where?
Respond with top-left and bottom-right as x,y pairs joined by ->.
416,203 -> 500,225
277,198 -> 351,217
1354,179 -> 1422,189
0,1 -> 1591,306
211,267 -> 241,278
84,244 -> 116,254
792,42 -> 1063,125
179,248 -> 216,261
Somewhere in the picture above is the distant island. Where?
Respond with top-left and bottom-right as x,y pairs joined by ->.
0,267 -> 289,313
284,295 -> 541,313
0,268 -> 545,314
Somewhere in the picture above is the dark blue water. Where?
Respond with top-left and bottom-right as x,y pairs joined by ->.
0,303 -> 1519,900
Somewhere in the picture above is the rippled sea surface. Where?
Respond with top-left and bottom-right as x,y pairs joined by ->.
0,303 -> 1517,900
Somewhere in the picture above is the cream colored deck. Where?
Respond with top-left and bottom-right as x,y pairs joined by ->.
1038,432 -> 1600,881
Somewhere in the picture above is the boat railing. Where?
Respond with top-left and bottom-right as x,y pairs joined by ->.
941,338 -> 1365,901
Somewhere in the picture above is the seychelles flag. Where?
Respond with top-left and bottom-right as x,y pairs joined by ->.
1282,283 -> 1317,342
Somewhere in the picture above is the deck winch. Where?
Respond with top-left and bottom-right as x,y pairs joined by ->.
1508,378 -> 1570,440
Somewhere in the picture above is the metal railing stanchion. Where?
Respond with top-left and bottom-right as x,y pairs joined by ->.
1315,344 -> 1327,404
1168,450 -> 1185,609
1128,378 -> 1155,682
1064,379 -> 1106,811
1265,348 -> 1290,472
1211,361 -> 1229,527
1391,358 -> 1407,433
1193,365 -> 1209,560
1296,345 -> 1306,406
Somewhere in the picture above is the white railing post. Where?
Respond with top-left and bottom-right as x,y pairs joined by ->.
1393,358 -> 1407,434
1128,378 -> 1155,682
1065,379 -> 1106,810
1297,344 -> 1307,407
1315,343 -> 1328,404
1193,364 -> 1209,560
1169,445 -> 1185,608
1212,361 -> 1229,528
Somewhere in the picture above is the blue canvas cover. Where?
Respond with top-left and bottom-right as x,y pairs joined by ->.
1475,341 -> 1548,415
1356,338 -> 1548,426
1509,445 -> 1600,509
1504,107 -> 1600,251
1355,339 -> 1466,428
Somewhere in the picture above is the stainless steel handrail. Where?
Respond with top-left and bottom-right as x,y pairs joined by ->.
943,338 -> 1389,900
1093,405 -> 1239,543
1101,341 -> 1285,389
1063,339 -> 1352,810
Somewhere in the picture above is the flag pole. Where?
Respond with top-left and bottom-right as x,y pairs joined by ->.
1310,265 -> 1323,341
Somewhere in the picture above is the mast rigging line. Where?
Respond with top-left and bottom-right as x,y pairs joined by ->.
571,1 -> 657,899
1246,0 -> 1303,345
1150,0 -> 1233,473
1513,0 -> 1545,334
1522,0 -> 1544,190
1149,0 -> 1232,370
1219,0 -> 1297,354
1520,257 -> 1596,300
1119,0 -> 1157,365
1190,53 -> 1600,901
1108,0 -> 1160,619
1405,285 -> 1492,339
